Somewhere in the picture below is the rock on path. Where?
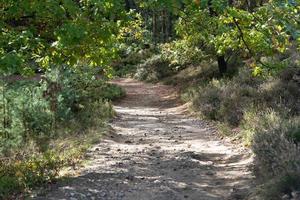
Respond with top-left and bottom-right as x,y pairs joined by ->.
34,78 -> 253,200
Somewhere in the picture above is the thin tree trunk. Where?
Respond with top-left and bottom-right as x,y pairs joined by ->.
161,10 -> 165,42
153,11 -> 157,44
168,13 -> 172,40
164,10 -> 169,42
217,56 -> 227,75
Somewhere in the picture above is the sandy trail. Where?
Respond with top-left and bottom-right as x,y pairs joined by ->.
35,78 -> 253,200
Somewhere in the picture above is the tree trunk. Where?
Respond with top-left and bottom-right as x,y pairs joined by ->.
153,11 -> 157,44
167,13 -> 172,40
124,0 -> 136,11
161,10 -> 166,42
217,56 -> 227,75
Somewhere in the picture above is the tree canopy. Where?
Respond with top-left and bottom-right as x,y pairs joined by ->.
1,0 -> 299,76
0,0 -> 127,76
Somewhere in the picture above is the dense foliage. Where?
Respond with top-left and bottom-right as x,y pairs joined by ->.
0,0 -> 126,76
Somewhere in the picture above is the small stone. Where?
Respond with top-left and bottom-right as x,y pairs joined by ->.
292,191 -> 300,199
118,192 -> 125,197
184,195 -> 189,198
168,136 -> 174,140
215,181 -> 222,185
281,194 -> 290,200
125,175 -> 134,181
100,192 -> 107,197
154,180 -> 161,184
206,161 -> 214,165
125,140 -> 133,144
206,171 -> 215,176
177,182 -> 188,189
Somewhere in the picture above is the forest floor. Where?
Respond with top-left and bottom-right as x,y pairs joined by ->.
34,78 -> 254,200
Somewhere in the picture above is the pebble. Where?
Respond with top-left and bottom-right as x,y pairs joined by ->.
154,180 -> 161,184
206,171 -> 215,176
292,191 -> 300,199
281,194 -> 290,200
118,192 -> 125,197
100,192 -> 107,197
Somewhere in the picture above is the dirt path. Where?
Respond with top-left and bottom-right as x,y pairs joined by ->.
35,78 -> 253,200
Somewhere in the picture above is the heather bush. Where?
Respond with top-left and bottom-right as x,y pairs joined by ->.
251,113 -> 300,179
247,113 -> 300,199
192,68 -> 261,126
191,66 -> 299,128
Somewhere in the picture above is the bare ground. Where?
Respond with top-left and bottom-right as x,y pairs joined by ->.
34,78 -> 254,200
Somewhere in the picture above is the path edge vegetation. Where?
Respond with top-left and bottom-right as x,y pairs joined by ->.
0,0 -> 128,198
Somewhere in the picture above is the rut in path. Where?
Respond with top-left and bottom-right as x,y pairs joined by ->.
35,78 -> 253,200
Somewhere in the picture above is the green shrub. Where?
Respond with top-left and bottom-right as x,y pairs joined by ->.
160,40 -> 205,67
113,45 -> 155,77
0,68 -> 125,198
134,55 -> 173,82
0,80 -> 54,155
45,68 -> 122,128
0,151 -> 62,199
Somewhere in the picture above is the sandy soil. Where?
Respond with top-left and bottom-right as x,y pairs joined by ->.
34,78 -> 254,200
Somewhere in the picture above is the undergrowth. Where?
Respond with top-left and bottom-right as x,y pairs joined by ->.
179,65 -> 300,198
0,68 -> 125,198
